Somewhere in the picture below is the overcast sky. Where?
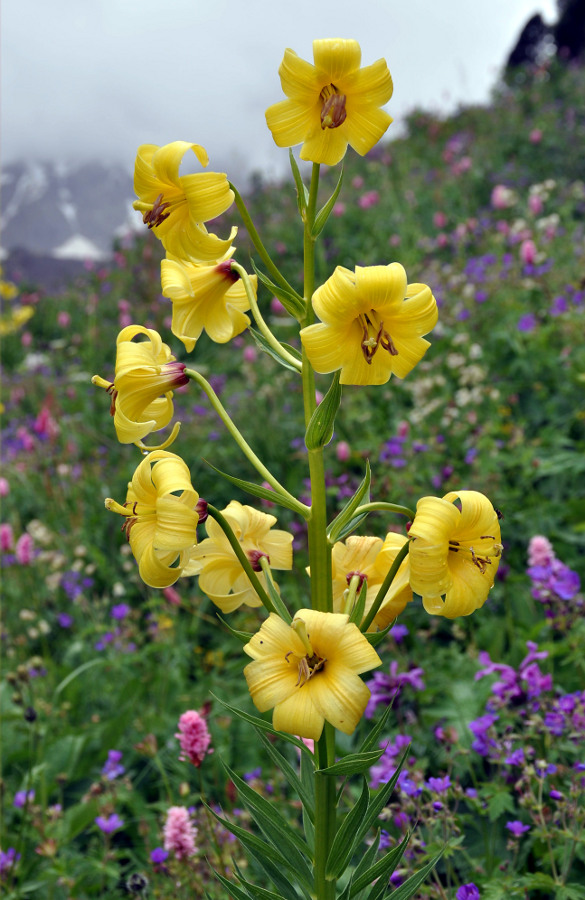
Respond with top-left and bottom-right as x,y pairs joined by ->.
3,0 -> 557,181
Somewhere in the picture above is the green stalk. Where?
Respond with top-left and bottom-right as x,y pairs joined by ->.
314,724 -> 337,900
301,163 -> 337,899
185,368 -> 309,519
302,164 -> 333,617
206,504 -> 283,617
230,260 -> 302,372
353,501 -> 416,521
229,181 -> 298,296
360,539 -> 411,633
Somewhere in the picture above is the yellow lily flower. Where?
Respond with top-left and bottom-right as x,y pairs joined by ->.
300,264 -> 438,386
92,325 -> 188,448
330,534 -> 412,630
244,609 -> 382,740
266,39 -> 393,166
160,250 -> 255,352
132,141 -> 236,261
105,451 -> 199,589
184,501 -> 293,613
408,490 -> 503,618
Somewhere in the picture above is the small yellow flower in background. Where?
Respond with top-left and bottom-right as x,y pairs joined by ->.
300,263 -> 438,386
161,251 -> 255,352
184,501 -> 293,613
0,268 -> 19,300
266,39 -> 393,166
105,451 -> 199,589
92,325 -> 188,448
244,609 -> 381,741
133,141 -> 236,261
408,490 -> 503,618
0,305 -> 34,337
330,534 -> 412,630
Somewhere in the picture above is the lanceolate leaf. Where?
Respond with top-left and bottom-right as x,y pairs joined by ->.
305,372 -> 342,451
251,259 -> 305,319
365,620 -> 397,647
211,694 -> 311,755
221,762 -> 313,879
255,728 -> 315,820
289,148 -> 310,215
202,460 -> 303,514
249,326 -> 303,373
204,802 -> 312,895
350,832 -> 410,896
316,749 -> 385,776
217,615 -> 253,643
374,851 -> 443,900
358,703 -> 396,755
312,166 -> 344,238
328,462 -> 371,543
326,778 -> 370,879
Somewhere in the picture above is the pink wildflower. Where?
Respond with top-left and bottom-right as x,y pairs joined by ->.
433,211 -> 447,228
520,239 -> 537,266
529,129 -> 543,144
0,478 -> 9,497
15,533 -> 34,565
175,710 -> 212,767
528,194 -> 543,216
352,175 -> 364,189
528,536 -> 555,568
0,524 -> 14,551
335,441 -> 351,462
163,586 -> 182,606
491,185 -> 515,210
332,202 -> 346,217
163,806 -> 197,860
243,346 -> 257,363
358,190 -> 379,209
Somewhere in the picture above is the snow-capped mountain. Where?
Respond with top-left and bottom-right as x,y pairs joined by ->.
1,160 -> 140,260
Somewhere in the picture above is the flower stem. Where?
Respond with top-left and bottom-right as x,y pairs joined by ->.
185,368 -> 309,519
314,723 -> 337,900
360,539 -> 411,632
230,261 -> 302,372
206,504 -> 285,618
354,501 -> 416,521
229,182 -> 299,297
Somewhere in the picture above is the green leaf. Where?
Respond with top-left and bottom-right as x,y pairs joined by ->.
300,747 -> 316,851
328,462 -> 371,543
486,789 -> 515,822
62,798 -> 99,842
556,884 -> 585,900
317,749 -> 385,776
351,832 -> 410,896
255,729 -> 315,820
374,850 -> 443,900
204,802 -> 312,893
312,166 -> 344,238
249,326 -> 303,373
365,620 -> 397,647
358,703 -> 396,755
289,148 -> 309,215
217,615 -> 253,643
202,459 -> 303,514
211,869 -> 255,900
328,748 -> 408,880
305,372 -> 342,451
211,694 -> 311,755
351,829 -> 380,887
221,762 -> 313,882
251,259 -> 305,320
54,658 -> 105,696
232,860 -> 292,900
348,579 -> 368,628
326,778 -> 370,879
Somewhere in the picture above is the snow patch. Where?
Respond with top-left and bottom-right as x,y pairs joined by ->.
52,235 -> 106,260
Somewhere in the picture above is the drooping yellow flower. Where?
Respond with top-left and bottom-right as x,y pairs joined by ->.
105,451 -> 199,589
160,250 -> 255,352
133,141 -> 236,261
244,609 -> 382,740
184,501 -> 293,613
300,264 -> 438,386
92,325 -> 188,448
330,534 -> 413,630
266,39 -> 393,166
408,490 -> 503,618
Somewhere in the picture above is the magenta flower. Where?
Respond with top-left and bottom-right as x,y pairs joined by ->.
163,806 -> 197,860
175,710 -> 212,767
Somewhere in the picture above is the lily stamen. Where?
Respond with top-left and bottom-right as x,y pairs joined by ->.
142,193 -> 172,229
359,312 -> 399,364
320,84 -> 347,129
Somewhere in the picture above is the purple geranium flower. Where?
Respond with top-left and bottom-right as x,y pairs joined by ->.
506,820 -> 530,837
456,884 -> 480,900
101,750 -> 125,780
13,789 -> 34,808
95,813 -> 124,834
150,847 -> 169,863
